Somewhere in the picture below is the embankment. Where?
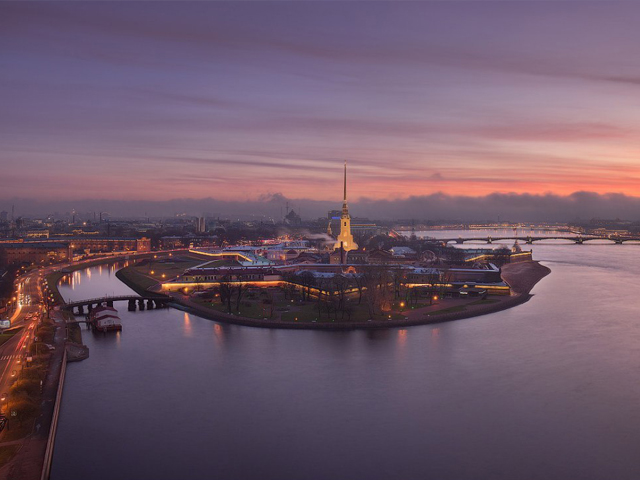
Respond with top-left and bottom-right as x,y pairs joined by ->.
500,260 -> 551,295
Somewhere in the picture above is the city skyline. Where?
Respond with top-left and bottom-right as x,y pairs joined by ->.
4,2 -> 640,205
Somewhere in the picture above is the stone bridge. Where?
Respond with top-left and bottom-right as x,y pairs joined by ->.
62,295 -> 171,315
439,235 -> 640,245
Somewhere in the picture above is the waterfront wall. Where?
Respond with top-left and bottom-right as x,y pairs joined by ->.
40,349 -> 67,480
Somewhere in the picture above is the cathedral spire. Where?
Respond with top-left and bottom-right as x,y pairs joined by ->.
343,160 -> 347,203
342,161 -> 349,217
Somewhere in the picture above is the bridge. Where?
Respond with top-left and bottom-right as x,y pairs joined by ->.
63,295 -> 171,315
438,235 -> 640,245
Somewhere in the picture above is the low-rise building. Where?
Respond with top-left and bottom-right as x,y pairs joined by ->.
169,266 -> 283,287
0,242 -> 71,266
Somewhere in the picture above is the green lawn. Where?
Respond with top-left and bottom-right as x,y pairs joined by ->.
280,301 -> 406,323
194,297 -> 270,319
429,305 -> 468,315
469,298 -> 499,305
429,297 -> 500,315
116,267 -> 159,292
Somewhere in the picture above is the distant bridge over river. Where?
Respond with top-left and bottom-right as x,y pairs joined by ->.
62,295 -> 171,315
438,235 -> 640,245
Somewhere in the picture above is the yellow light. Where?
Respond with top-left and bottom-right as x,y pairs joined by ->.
151,270 -> 155,275
433,295 -> 438,301
400,302 -> 405,308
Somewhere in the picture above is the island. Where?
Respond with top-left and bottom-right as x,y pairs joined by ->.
114,249 -> 550,330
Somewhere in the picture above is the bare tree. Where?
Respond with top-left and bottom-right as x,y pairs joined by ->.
218,274 -> 233,313
352,272 -> 364,305
235,281 -> 247,313
298,271 -> 315,302
362,266 -> 392,317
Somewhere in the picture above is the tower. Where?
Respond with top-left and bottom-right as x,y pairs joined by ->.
334,161 -> 358,253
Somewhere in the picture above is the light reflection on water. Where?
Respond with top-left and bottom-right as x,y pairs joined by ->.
183,312 -> 192,337
51,243 -> 640,480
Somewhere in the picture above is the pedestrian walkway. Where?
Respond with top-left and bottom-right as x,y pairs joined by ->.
0,355 -> 20,361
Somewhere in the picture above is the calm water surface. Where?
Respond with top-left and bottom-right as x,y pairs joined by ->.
51,244 -> 640,480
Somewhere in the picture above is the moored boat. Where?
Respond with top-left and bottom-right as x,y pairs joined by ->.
89,306 -> 122,332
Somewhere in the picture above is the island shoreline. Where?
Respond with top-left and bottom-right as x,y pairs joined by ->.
164,260 -> 551,330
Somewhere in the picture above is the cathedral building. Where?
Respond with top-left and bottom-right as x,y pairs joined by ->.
334,161 -> 358,253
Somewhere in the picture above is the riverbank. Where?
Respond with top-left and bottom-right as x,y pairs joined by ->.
45,250 -> 187,304
160,260 -> 551,330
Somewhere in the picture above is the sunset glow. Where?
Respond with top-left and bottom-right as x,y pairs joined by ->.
3,2 -> 640,207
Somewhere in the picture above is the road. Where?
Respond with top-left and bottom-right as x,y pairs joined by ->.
0,269 -> 47,421
0,265 -> 68,480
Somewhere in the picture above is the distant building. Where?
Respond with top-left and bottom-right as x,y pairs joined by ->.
137,237 -> 151,252
327,210 -> 342,220
284,209 -> 302,225
390,246 -> 416,257
0,242 -> 71,266
351,224 -> 385,236
366,249 -> 395,264
160,236 -> 185,250
346,249 -> 368,264
196,217 -> 206,233
0,237 -> 151,255
26,230 -> 50,239
0,211 -> 7,222
67,237 -> 150,253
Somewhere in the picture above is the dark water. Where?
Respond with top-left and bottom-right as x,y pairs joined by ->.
51,246 -> 640,480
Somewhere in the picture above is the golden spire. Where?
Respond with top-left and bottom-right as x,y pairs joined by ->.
343,160 -> 347,203
342,160 -> 349,217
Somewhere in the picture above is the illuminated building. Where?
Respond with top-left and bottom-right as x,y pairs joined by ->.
0,242 -> 71,266
333,161 -> 358,253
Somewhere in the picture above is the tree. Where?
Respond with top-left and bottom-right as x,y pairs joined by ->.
391,267 -> 406,300
352,272 -> 364,305
362,266 -> 392,317
235,281 -> 247,313
298,271 -> 315,302
218,275 -> 233,313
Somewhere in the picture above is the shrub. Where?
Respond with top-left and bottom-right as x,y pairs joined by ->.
20,366 -> 45,382
7,396 -> 39,419
10,379 -> 41,397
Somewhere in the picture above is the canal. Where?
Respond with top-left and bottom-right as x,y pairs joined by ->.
50,242 -> 640,480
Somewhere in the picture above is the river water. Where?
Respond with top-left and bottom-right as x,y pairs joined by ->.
50,236 -> 640,480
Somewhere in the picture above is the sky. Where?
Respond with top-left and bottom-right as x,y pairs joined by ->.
3,2 -> 640,219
